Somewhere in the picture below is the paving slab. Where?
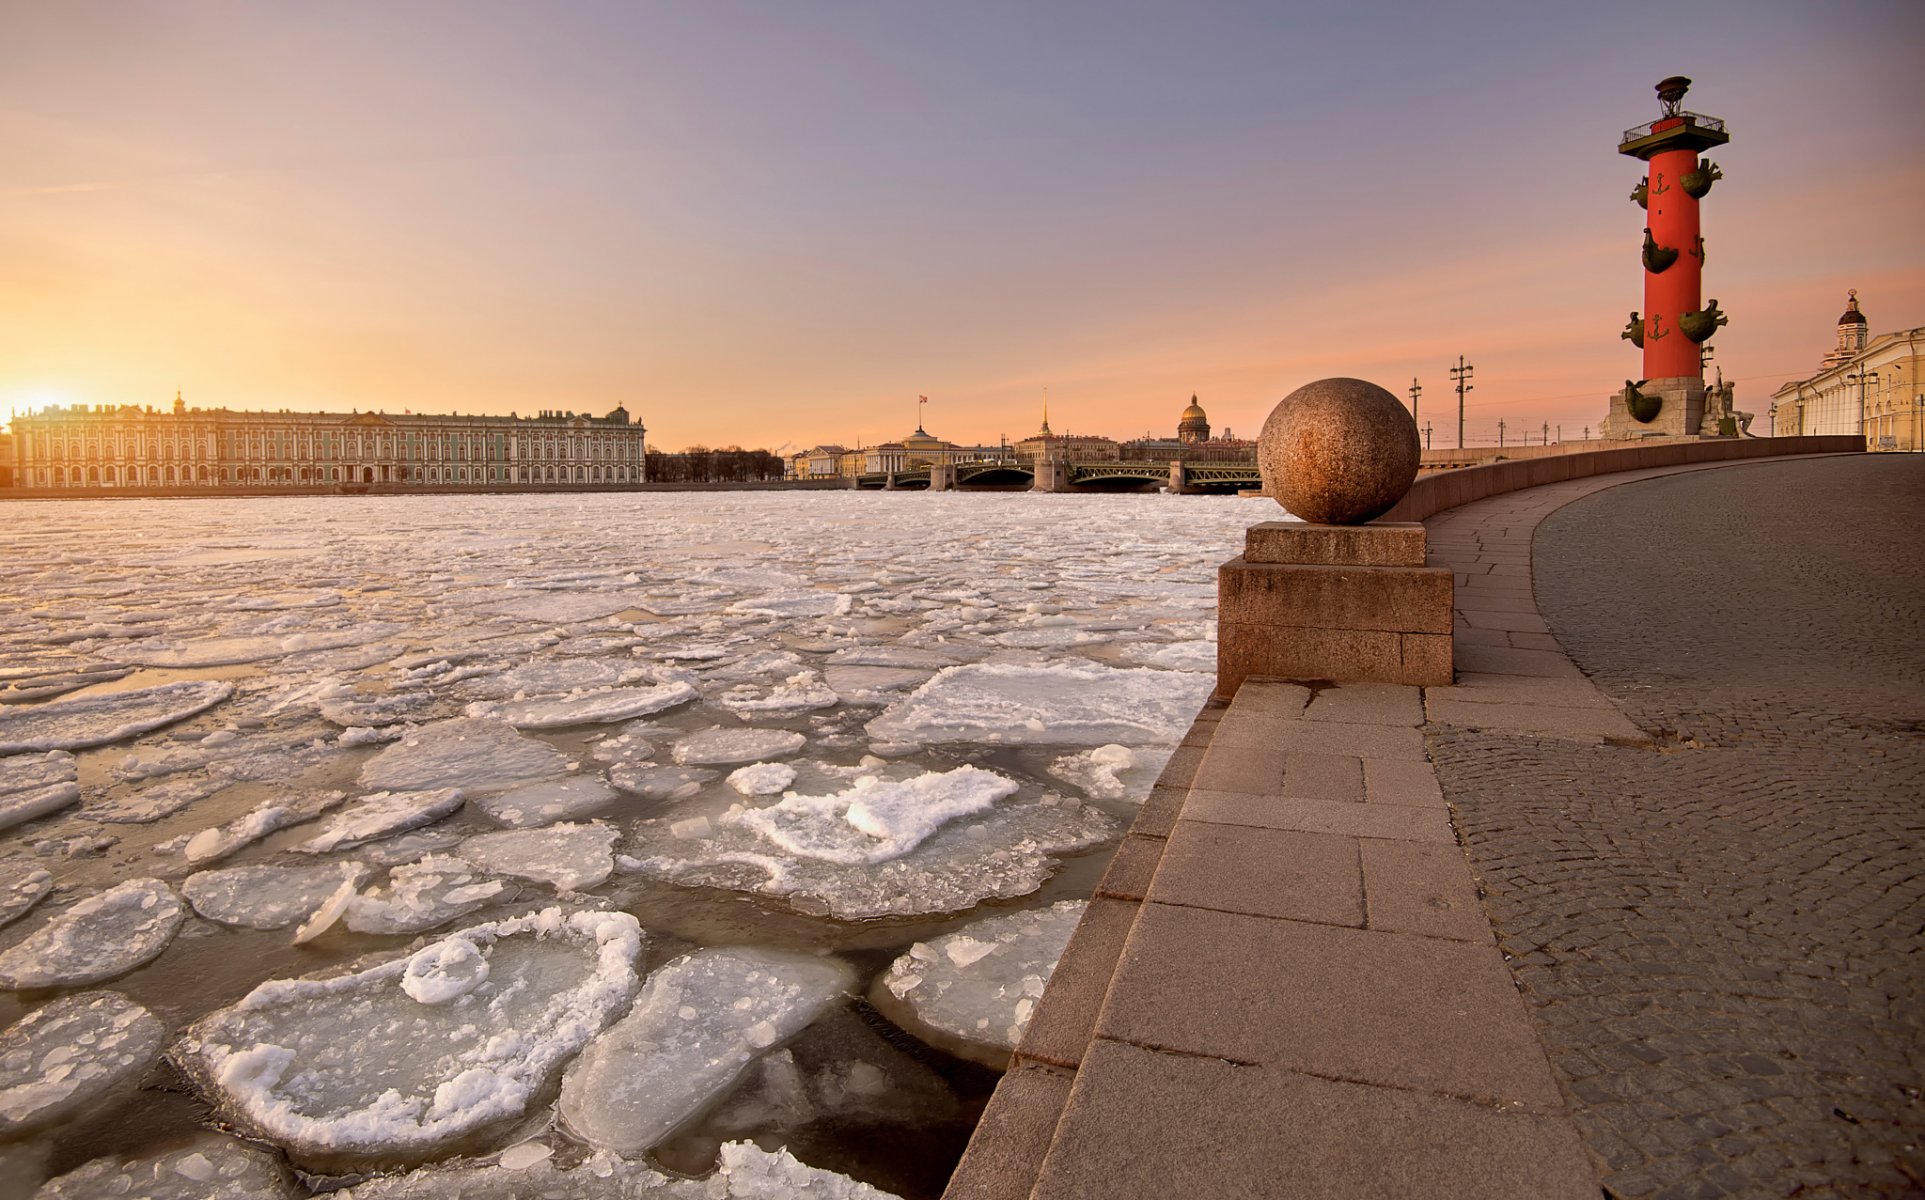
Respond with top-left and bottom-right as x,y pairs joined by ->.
1094,903 -> 1566,1107
1362,757 -> 1447,807
1190,737 -> 1286,793
1280,750 -> 1364,802
1362,839 -> 1492,943
1425,694 -> 1646,741
1147,822 -> 1364,927
1302,681 -> 1425,726
1272,719 -> 1428,761
1181,791 -> 1453,842
1031,1039 -> 1597,1200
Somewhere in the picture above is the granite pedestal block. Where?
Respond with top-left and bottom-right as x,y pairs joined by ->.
1217,521 -> 1453,696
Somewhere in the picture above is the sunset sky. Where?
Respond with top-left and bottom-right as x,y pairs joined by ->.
3,1 -> 1921,451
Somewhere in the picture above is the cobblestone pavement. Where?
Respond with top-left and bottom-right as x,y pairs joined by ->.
1428,455 -> 1925,1199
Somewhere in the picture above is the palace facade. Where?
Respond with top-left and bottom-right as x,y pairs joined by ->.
6,394 -> 648,490
1770,293 -> 1924,448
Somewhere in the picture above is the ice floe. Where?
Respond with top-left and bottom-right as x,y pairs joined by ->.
671,728 -> 806,766
626,783 -> 1114,919
0,991 -> 166,1133
466,681 -> 696,730
559,946 -> 854,1153
184,863 -> 373,930
331,1140 -> 899,1198
0,879 -> 185,989
872,900 -> 1085,1067
610,764 -> 717,802
866,661 -> 1213,746
727,762 -> 796,796
0,867 -> 54,930
471,776 -> 617,828
735,767 -> 1018,865
32,1134 -> 298,1199
0,681 -> 235,754
294,789 -> 466,854
1047,743 -> 1175,802
360,718 -> 573,795
456,823 -> 617,891
185,791 -> 349,865
176,908 -> 643,1157
343,855 -> 508,936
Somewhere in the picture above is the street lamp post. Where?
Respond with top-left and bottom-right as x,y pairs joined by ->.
1847,369 -> 1879,447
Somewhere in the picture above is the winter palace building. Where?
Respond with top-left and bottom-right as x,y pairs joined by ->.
5,393 -> 647,491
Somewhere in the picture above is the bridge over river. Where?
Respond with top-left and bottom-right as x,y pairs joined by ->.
855,459 -> 1262,493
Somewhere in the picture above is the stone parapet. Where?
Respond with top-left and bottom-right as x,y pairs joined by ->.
1380,434 -> 1860,523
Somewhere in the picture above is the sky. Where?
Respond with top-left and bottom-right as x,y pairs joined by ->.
2,1 -> 1921,451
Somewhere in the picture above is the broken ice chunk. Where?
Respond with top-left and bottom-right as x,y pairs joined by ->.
737,767 -> 1018,865
671,728 -> 806,766
0,783 -> 80,831
31,1133 -> 297,1199
0,991 -> 165,1134
343,855 -> 506,935
465,681 -> 697,730
470,776 -> 617,829
0,879 -> 185,989
0,867 -> 53,930
866,662 -> 1212,746
359,718 -> 571,795
456,823 -> 618,891
558,946 -> 853,1154
727,762 -> 797,796
185,791 -> 349,865
175,908 -> 643,1158
0,681 -> 234,754
293,789 -> 465,855
870,900 -> 1084,1068
183,863 -> 372,930
626,789 -> 1114,921
1046,743 -> 1173,803
609,763 -> 717,802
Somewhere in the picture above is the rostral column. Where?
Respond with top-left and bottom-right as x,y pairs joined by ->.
1606,76 -> 1730,437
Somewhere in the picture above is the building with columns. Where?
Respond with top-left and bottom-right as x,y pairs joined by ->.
5,393 -> 648,490
1770,293 -> 1925,449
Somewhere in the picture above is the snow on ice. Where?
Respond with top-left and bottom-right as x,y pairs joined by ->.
177,908 -> 643,1157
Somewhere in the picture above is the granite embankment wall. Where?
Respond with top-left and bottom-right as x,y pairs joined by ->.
1383,435 -> 1862,522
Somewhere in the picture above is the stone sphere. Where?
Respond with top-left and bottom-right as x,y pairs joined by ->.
1258,378 -> 1420,525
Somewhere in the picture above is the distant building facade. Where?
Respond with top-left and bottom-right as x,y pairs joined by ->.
1769,292 -> 1924,449
6,394 -> 647,490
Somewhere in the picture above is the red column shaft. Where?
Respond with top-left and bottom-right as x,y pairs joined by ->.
1644,145 -> 1702,380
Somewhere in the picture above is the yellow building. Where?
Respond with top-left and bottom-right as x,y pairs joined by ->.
7,393 -> 648,490
1770,293 -> 1924,449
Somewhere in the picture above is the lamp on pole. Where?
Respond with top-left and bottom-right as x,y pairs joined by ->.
1448,357 -> 1474,450
1847,369 -> 1879,446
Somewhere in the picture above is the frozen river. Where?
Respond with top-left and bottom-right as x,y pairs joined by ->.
0,490 -> 1277,1197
